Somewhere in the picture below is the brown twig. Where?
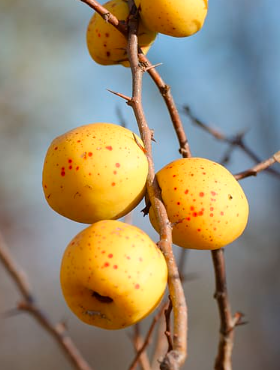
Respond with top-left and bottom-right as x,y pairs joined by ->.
80,0 -> 126,33
151,250 -> 190,370
234,150 -> 280,180
151,314 -> 169,370
211,249 -> 245,370
0,232 -> 93,370
183,106 -> 280,178
129,302 -> 169,370
79,0 -> 191,159
126,3 -> 187,369
131,324 -> 152,370
163,299 -> 173,353
140,57 -> 191,158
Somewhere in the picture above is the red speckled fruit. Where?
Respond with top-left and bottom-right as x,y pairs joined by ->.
149,158 -> 249,250
60,220 -> 168,329
42,123 -> 148,224
86,0 -> 157,66
135,0 -> 208,38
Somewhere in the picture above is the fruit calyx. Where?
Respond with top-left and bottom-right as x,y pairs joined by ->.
92,291 -> 114,303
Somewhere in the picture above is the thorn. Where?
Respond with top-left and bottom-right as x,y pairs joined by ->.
150,129 -> 156,142
2,307 -> 23,318
132,133 -> 147,154
144,62 -> 163,72
107,89 -> 131,102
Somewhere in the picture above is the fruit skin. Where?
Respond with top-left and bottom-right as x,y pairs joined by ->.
135,0 -> 208,38
42,123 -> 148,224
86,0 -> 157,67
60,220 -> 168,329
149,158 -> 249,250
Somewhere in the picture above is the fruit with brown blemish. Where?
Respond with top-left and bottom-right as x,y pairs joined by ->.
42,123 -> 148,223
149,157 -> 249,250
135,0 -> 208,38
86,0 -> 157,66
60,220 -> 168,329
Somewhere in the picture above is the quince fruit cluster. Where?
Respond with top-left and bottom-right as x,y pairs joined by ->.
43,123 -> 168,329
42,0 -> 249,331
42,123 -> 249,329
86,0 -> 208,66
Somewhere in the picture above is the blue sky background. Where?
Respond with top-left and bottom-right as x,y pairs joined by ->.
0,1 -> 280,369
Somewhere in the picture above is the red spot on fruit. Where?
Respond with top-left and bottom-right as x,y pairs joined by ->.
113,265 -> 118,269
177,202 -> 180,205
202,172 -> 206,175
88,152 -> 93,157
44,184 -> 47,188
111,182 -> 116,186
211,191 -> 217,196
197,228 -> 201,232
185,189 -> 189,194
54,146 -> 58,150
186,217 -> 191,221
108,254 -> 113,258
106,146 -> 113,151
199,192 -> 204,197
113,171 -> 117,174
69,166 -> 72,170
104,262 -> 110,267
135,284 -> 140,289
193,212 -> 198,217
126,256 -> 131,260
77,140 -> 81,143
68,159 -> 72,163
190,206 -> 194,211
210,207 -> 214,211
101,250 -> 105,254
173,174 -> 176,177
106,51 -> 111,57
174,187 -> 177,190
76,166 -> 80,171
61,171 -> 65,177
210,213 -> 214,217
105,32 -> 109,37
115,163 -> 120,167
220,212 -> 224,216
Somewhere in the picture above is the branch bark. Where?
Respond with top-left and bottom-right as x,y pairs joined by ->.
79,0 -> 191,158
211,249 -> 244,370
0,232 -> 94,370
126,3 -> 187,369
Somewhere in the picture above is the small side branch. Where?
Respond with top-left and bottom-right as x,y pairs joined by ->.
79,0 -> 126,34
129,302 -> 169,370
211,249 -> 244,370
234,150 -> 280,180
0,232 -> 94,370
183,106 -> 280,178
